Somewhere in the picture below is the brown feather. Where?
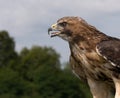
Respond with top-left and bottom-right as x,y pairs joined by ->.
49,16 -> 120,98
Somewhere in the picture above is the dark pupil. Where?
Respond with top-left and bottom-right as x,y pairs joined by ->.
59,22 -> 67,27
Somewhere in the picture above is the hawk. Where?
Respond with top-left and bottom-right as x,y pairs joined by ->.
48,16 -> 120,98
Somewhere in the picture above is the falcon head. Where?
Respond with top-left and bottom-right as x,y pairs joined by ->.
48,16 -> 90,42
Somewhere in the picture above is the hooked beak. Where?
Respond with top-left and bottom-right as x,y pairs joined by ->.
48,23 -> 61,37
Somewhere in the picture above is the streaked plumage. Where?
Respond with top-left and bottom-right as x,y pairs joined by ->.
48,16 -> 120,98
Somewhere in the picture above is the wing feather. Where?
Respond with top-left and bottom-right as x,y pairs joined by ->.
96,38 -> 120,67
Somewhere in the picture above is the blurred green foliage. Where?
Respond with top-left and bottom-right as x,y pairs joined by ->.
0,31 -> 92,98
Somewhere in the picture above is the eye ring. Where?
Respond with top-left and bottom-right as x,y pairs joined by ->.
59,22 -> 67,27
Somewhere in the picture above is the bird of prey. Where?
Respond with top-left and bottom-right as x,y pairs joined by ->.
48,16 -> 120,98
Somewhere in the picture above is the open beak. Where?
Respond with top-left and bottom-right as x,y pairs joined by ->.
48,23 -> 61,37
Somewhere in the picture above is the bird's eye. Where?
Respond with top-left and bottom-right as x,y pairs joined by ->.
59,22 -> 67,27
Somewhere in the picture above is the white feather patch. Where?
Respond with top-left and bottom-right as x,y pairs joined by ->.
96,46 -> 117,67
